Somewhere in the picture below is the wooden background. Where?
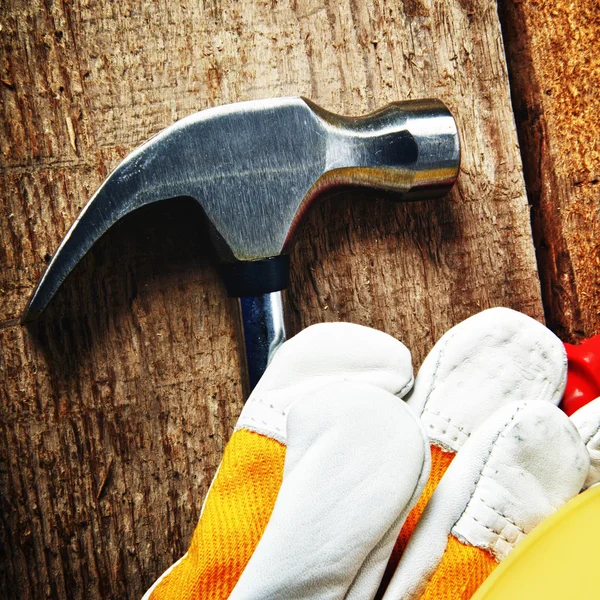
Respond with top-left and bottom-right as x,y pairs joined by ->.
0,0 -> 597,598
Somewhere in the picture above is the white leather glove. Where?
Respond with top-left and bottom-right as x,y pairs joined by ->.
379,308 -> 589,599
144,322 -> 430,600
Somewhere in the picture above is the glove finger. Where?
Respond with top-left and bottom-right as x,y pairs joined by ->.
407,307 -> 567,424
570,396 -> 600,489
230,381 -> 430,600
382,400 -> 589,600
144,322 -> 413,600
237,322 -> 414,444
386,307 -> 567,572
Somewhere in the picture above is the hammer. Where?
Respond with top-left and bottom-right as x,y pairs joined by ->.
22,97 -> 459,393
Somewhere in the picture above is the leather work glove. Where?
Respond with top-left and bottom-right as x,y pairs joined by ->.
144,322 -> 431,599
377,307 -> 577,595
143,309 -> 594,600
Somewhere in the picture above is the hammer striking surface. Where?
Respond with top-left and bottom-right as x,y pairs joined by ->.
22,97 -> 460,392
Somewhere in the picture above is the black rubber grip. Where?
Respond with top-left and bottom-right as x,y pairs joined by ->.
220,255 -> 290,297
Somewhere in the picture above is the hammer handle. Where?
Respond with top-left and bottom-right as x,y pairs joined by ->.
237,292 -> 287,393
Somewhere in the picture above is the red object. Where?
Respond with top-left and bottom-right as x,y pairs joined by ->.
562,334 -> 600,416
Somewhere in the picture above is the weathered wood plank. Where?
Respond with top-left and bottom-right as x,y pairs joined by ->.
1,1 -> 539,597
499,0 -> 600,342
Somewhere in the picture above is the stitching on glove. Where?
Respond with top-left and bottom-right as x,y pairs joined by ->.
473,494 -> 529,544
422,409 -> 470,443
241,414 -> 284,433
247,396 -> 287,417
466,512 -> 520,552
451,403 -> 526,529
423,330 -> 454,408
423,410 -> 468,433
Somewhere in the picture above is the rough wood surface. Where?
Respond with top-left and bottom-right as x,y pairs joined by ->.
499,0 -> 600,342
1,1 -> 540,598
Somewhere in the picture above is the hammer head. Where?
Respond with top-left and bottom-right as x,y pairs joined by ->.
22,97 -> 459,322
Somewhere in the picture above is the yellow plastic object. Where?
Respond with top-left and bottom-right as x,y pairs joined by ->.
472,485 -> 600,600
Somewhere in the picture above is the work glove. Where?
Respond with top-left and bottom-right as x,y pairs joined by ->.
143,309 -> 592,600
375,307 -> 589,599
144,322 -> 431,600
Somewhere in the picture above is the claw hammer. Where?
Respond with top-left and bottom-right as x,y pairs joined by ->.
22,97 -> 460,394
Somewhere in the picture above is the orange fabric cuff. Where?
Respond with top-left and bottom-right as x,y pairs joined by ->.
150,429 -> 285,600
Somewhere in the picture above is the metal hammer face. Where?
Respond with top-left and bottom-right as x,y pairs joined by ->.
23,97 -> 460,392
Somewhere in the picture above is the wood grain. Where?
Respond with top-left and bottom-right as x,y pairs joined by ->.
499,0 -> 600,342
1,1 -> 540,597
